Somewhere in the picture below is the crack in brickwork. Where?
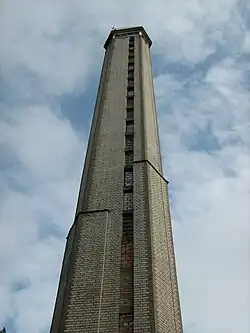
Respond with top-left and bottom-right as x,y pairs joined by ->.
119,34 -> 135,333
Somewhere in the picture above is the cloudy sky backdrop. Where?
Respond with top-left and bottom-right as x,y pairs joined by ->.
0,0 -> 249,332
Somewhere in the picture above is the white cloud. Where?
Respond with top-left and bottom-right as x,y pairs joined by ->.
0,0 -> 103,95
1,0 -> 247,97
157,54 -> 250,333
0,0 -> 249,333
0,106 -> 86,332
242,32 -> 250,53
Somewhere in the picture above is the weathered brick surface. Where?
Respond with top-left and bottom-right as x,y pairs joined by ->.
50,224 -> 76,333
140,38 -> 163,174
80,38 -> 128,332
133,36 -> 144,163
147,164 -> 183,333
162,184 -> 183,333
82,38 -> 128,332
63,210 -> 109,332
133,33 -> 183,333
133,162 -> 155,333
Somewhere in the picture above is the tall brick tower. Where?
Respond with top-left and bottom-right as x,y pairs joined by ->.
50,26 -> 183,333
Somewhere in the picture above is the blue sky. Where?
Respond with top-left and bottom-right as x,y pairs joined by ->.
0,1 -> 250,333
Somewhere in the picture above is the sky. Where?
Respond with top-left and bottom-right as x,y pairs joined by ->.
0,1 -> 249,333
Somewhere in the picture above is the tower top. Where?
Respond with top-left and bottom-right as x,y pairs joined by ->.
104,26 -> 152,49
